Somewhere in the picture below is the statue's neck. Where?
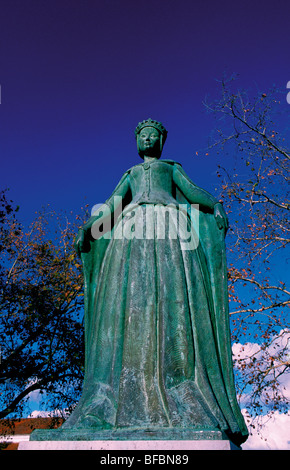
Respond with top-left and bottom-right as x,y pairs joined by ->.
143,156 -> 159,163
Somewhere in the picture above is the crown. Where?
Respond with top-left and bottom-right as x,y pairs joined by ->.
135,118 -> 168,141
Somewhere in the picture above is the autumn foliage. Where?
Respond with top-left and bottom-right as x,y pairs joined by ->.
205,77 -> 289,430
0,191 -> 87,418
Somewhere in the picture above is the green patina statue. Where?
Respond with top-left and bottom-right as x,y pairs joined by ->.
31,119 -> 248,446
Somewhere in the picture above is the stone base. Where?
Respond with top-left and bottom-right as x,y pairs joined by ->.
29,427 -> 227,442
18,439 -> 240,450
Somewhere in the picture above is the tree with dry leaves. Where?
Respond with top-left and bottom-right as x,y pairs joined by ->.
0,190 -> 86,418
204,76 -> 290,432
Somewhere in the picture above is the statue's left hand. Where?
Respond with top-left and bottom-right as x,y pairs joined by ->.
214,203 -> 229,233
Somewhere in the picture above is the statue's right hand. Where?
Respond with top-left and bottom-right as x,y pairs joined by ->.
75,210 -> 107,255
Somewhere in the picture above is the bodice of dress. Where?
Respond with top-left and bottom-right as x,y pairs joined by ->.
129,160 -> 178,206
102,158 -> 218,217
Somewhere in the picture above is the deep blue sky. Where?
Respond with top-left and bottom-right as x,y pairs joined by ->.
1,0 -> 289,224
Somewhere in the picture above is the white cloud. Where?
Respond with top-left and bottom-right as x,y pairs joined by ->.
28,408 -> 71,419
28,410 -> 54,418
232,328 -> 290,364
242,410 -> 290,450
232,341 -> 261,361
233,329 -> 290,403
232,329 -> 290,450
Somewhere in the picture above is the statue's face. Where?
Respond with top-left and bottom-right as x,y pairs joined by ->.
137,127 -> 162,158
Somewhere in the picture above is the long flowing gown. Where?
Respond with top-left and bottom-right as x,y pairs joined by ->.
63,159 -> 248,446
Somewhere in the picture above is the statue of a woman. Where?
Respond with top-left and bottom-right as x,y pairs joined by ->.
63,119 -> 248,446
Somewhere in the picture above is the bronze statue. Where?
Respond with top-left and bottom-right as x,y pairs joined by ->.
32,119 -> 248,446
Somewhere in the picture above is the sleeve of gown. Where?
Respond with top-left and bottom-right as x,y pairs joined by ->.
104,171 -> 131,213
84,171 -> 131,230
173,164 -> 218,210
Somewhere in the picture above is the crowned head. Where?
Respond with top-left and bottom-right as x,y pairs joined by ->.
135,118 -> 168,159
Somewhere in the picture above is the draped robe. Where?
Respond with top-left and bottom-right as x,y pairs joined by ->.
62,159 -> 248,446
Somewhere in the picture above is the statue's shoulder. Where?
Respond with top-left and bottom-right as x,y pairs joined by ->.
161,159 -> 182,166
125,163 -> 141,173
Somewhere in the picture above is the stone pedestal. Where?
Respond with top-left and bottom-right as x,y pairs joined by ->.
28,426 -> 228,441
18,439 -> 240,450
19,427 -> 241,450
